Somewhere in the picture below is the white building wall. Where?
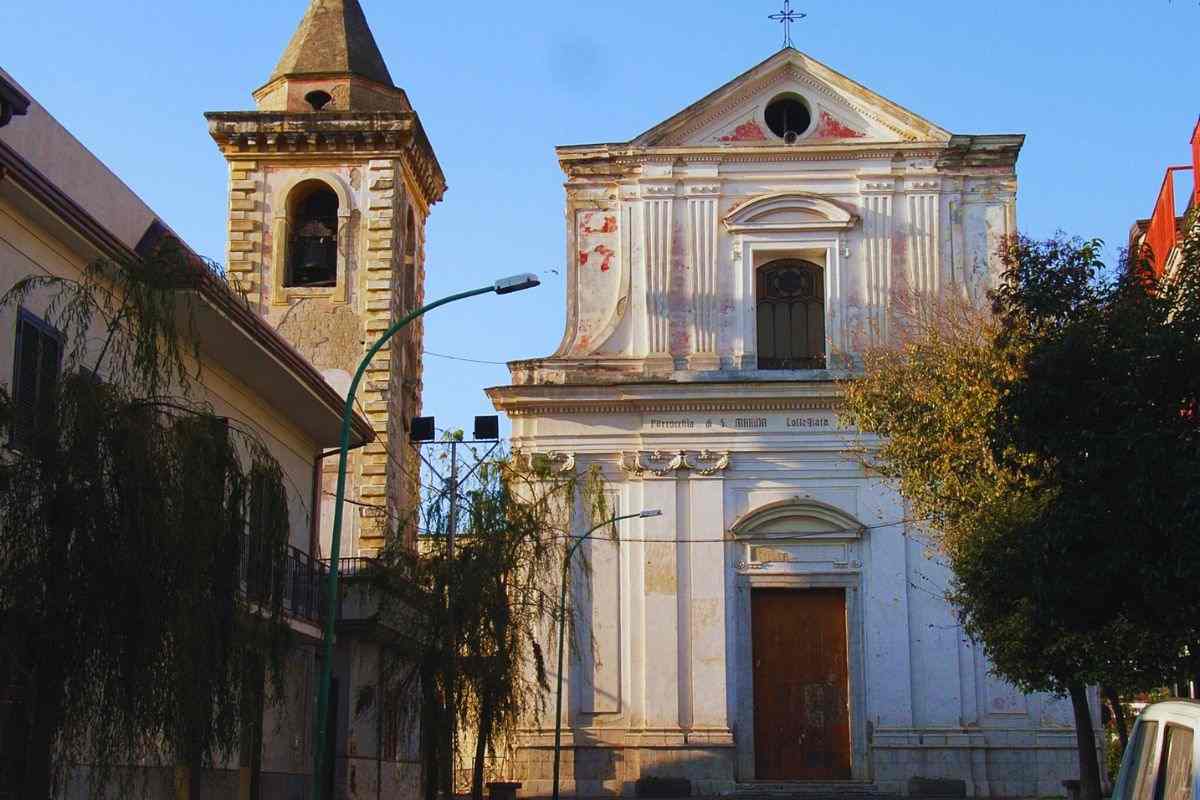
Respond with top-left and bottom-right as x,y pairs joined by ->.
492,48 -> 1085,800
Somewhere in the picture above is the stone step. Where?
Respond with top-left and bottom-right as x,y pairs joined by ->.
732,796 -> 900,800
732,782 -> 890,799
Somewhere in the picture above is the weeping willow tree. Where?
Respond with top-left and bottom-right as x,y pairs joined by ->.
0,241 -> 294,799
365,450 -> 607,800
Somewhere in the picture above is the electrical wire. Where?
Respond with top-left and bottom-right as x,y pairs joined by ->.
544,515 -> 940,544
423,350 -> 508,366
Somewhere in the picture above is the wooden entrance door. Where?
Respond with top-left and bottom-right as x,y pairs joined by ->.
751,588 -> 851,780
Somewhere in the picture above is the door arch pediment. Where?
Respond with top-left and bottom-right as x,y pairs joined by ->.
724,192 -> 858,233
730,497 -> 865,541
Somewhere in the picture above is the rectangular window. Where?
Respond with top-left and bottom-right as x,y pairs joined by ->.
756,259 -> 826,370
245,465 -> 281,606
10,309 -> 63,451
1156,724 -> 1194,800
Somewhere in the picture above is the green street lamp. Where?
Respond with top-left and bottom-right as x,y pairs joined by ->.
551,508 -> 662,800
312,273 -> 540,800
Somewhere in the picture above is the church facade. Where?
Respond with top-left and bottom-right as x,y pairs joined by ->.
488,49 -> 1088,798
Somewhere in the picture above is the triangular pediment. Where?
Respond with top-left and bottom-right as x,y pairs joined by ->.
630,48 -> 951,148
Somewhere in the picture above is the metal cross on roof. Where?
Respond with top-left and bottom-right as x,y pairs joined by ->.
768,0 -> 806,49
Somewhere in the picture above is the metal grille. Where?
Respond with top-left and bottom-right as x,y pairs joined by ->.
238,532 -> 326,624
756,259 -> 826,370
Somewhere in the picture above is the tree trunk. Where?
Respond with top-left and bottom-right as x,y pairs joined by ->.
22,698 -> 58,800
21,670 -> 63,800
1102,685 -> 1129,750
421,661 -> 441,800
1070,683 -> 1103,800
471,693 -> 496,800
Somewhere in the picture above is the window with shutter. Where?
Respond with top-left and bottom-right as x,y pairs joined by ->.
756,259 -> 826,370
9,310 -> 63,452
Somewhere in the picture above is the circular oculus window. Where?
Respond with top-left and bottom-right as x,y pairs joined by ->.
764,94 -> 812,143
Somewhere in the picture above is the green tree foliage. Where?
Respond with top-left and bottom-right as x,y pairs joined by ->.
366,451 -> 606,800
0,244 -> 294,799
842,219 -> 1200,800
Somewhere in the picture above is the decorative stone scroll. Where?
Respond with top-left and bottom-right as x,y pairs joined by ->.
618,449 -> 731,480
513,450 -> 576,474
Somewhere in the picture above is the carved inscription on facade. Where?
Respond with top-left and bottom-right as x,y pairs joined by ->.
643,412 -> 843,432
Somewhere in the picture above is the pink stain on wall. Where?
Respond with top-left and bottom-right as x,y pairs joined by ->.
720,122 -> 768,143
593,244 -> 615,272
669,222 -> 691,353
812,111 -> 866,140
579,245 -> 614,271
580,213 -> 618,234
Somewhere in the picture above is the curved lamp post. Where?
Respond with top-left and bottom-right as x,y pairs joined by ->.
552,508 -> 662,800
312,273 -> 540,800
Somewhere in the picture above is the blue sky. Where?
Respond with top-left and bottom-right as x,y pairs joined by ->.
5,0 -> 1199,437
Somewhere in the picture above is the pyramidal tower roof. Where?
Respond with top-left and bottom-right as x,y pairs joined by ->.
270,0 -> 393,86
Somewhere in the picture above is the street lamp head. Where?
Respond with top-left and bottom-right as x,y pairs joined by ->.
494,273 -> 541,295
639,509 -> 663,518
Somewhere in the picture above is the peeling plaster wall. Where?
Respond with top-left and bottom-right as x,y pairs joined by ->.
555,156 -> 1016,374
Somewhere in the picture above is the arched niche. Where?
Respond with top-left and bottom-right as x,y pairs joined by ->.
270,171 -> 353,305
724,192 -> 857,234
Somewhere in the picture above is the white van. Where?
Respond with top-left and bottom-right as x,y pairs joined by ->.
1113,701 -> 1198,800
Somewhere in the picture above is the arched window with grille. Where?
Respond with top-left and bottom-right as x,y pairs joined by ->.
285,181 -> 339,288
756,259 -> 826,370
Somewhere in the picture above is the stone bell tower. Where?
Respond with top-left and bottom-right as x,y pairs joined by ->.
207,0 -> 446,556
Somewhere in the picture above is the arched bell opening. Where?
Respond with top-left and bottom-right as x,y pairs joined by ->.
285,180 -> 340,288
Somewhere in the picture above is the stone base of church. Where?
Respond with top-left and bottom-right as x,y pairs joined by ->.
872,729 -> 1085,800
504,728 -> 1088,799
507,732 -> 739,798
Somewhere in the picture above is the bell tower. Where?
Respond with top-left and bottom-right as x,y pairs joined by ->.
207,0 -> 446,556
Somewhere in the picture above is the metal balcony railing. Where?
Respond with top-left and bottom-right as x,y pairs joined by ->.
239,533 -> 327,625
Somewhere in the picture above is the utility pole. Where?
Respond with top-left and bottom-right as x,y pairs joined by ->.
444,437 -> 459,799
412,418 -> 499,800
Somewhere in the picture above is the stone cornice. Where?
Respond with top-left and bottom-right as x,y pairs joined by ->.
205,110 -> 446,205
487,380 -> 845,417
936,134 -> 1026,170
558,141 -> 947,174
556,136 -> 1021,180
